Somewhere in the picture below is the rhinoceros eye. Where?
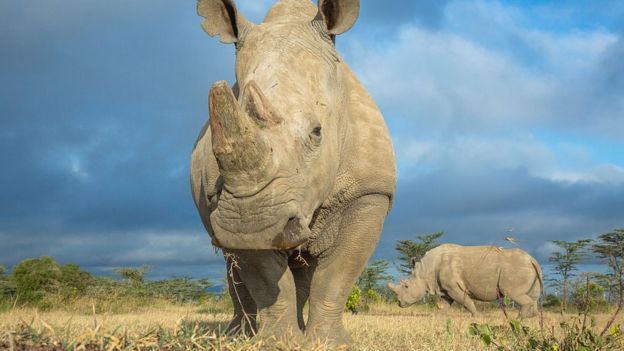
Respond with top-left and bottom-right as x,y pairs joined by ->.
311,125 -> 322,137
309,125 -> 322,146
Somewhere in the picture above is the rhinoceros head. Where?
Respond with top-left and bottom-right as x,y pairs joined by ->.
198,0 -> 360,249
387,277 -> 427,308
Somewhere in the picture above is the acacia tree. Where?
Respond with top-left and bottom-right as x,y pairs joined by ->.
395,231 -> 444,275
548,239 -> 592,311
357,259 -> 392,295
592,229 -> 624,334
113,265 -> 152,285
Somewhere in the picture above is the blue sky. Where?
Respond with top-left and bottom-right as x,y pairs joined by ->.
1,0 -> 623,281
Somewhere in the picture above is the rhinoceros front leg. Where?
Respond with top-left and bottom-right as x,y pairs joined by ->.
436,295 -> 454,311
446,287 -> 479,317
292,265 -> 313,331
223,252 -> 257,335
305,194 -> 390,345
230,250 -> 301,339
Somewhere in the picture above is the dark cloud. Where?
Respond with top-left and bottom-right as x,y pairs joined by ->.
380,167 -> 624,264
0,0 -> 234,276
1,0 -> 623,283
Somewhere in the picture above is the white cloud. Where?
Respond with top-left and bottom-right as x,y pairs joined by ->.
348,23 -> 617,132
344,0 -> 623,187
547,164 -> 624,184
536,241 -> 560,260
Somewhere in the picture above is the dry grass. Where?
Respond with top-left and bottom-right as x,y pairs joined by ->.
0,302 -> 622,350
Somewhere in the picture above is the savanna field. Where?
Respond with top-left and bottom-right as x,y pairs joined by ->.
1,233 -> 624,351
1,298 -> 622,351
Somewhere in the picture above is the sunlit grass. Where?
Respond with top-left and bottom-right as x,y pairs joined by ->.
0,301 -> 621,350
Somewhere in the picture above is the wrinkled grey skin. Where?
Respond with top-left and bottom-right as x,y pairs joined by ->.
190,0 -> 396,345
388,244 -> 543,318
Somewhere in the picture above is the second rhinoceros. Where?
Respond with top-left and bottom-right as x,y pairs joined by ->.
190,0 -> 396,345
388,244 -> 543,317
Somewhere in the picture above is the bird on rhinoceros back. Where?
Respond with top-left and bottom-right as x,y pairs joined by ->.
190,0 -> 396,347
388,244 -> 543,318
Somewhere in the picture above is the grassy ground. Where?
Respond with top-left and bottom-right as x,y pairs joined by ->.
0,301 -> 622,350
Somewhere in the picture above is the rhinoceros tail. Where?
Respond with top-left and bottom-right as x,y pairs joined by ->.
529,257 -> 545,324
529,257 -> 544,297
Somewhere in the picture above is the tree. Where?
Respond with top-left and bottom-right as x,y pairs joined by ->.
572,274 -> 609,312
593,229 -> 624,305
357,259 -> 392,293
356,259 -> 393,306
12,256 -> 63,303
114,265 -> 151,285
147,277 -> 213,303
60,263 -> 93,296
11,257 -> 93,304
395,231 -> 444,275
548,239 -> 592,311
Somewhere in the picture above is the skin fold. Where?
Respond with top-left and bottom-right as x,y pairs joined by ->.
190,0 -> 396,346
388,244 -> 544,318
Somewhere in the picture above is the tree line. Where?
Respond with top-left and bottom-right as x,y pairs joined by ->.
1,228 -> 622,315
0,257 -> 213,310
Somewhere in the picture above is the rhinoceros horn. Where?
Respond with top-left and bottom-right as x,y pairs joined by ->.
209,80 -> 271,178
242,80 -> 283,127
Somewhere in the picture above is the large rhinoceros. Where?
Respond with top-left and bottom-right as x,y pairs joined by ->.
388,244 -> 543,317
190,0 -> 396,345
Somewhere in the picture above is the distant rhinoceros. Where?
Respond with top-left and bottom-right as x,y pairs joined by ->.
190,0 -> 396,345
388,244 -> 543,317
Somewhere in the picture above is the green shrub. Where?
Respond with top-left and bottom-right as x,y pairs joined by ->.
11,257 -> 94,307
543,294 -> 562,309
469,317 -> 623,351
146,277 -> 213,303
573,280 -> 610,313
346,286 -> 362,313
4,257 -> 215,312
12,257 -> 63,304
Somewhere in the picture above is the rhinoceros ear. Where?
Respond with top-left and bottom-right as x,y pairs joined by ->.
410,257 -> 418,268
317,0 -> 360,35
197,0 -> 253,44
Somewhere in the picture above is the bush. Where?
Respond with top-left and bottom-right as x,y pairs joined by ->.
146,277 -> 213,303
469,317 -> 623,351
346,286 -> 362,313
12,257 -> 63,304
572,280 -> 610,313
11,257 -> 94,307
59,263 -> 93,297
543,294 -> 561,309
4,257 -> 215,312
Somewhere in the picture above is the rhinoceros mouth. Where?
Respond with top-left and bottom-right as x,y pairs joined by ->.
209,183 -> 312,250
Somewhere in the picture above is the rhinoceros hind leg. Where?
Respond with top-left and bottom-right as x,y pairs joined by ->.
513,294 -> 539,318
305,194 -> 390,346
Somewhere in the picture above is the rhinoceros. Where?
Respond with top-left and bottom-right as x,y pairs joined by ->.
388,244 -> 543,317
190,0 -> 396,344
